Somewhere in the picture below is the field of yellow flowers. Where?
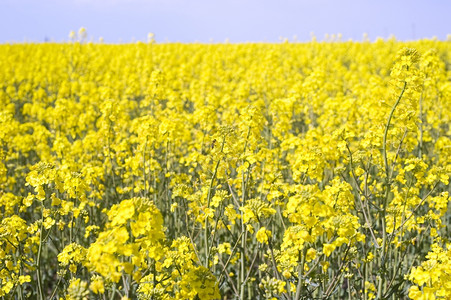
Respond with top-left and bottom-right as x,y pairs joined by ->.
0,38 -> 450,300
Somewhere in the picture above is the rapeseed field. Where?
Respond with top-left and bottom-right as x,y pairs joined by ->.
0,37 -> 450,299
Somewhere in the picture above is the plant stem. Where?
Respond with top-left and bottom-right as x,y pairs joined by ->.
295,247 -> 307,300
378,81 -> 407,299
204,136 -> 225,267
240,168 -> 247,300
382,81 -> 407,180
418,83 -> 424,158
36,216 -> 45,300
239,126 -> 252,299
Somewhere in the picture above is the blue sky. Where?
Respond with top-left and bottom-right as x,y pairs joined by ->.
1,0 -> 450,43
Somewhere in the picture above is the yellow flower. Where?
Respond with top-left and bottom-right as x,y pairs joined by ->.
365,281 -> 376,300
408,286 -> 423,300
256,227 -> 272,244
306,248 -> 317,262
67,278 -> 89,300
90,276 -> 105,294
323,244 -> 335,257
180,266 -> 220,300
18,275 -> 31,285
43,217 -> 55,229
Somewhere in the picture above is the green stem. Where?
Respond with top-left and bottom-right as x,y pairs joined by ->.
204,136 -> 226,267
378,81 -> 407,299
240,170 -> 247,300
49,273 -> 64,300
16,243 -> 24,300
295,247 -> 307,300
218,231 -> 244,285
382,81 -> 407,180
418,84 -> 424,158
239,126 -> 252,300
36,217 -> 45,300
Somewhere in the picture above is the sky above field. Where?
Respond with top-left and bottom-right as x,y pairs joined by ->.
1,0 -> 450,43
